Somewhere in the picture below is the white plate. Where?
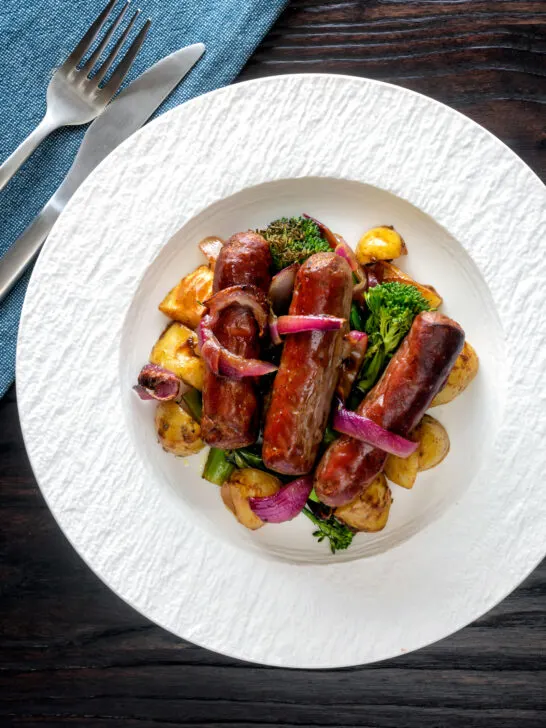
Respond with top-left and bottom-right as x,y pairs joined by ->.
17,74 -> 546,668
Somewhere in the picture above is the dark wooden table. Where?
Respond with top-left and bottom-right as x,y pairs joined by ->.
2,2 -> 546,726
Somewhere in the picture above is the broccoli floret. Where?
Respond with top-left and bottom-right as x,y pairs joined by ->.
303,503 -> 354,553
259,216 -> 331,271
357,282 -> 430,393
366,281 -> 429,350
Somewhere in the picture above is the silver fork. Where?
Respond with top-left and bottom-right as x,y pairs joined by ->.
0,0 -> 150,193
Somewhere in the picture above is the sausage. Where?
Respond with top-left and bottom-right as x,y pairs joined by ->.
314,311 -> 465,506
262,253 -> 353,475
201,232 -> 271,449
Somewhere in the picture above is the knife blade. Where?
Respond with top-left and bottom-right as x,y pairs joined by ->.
0,42 -> 205,302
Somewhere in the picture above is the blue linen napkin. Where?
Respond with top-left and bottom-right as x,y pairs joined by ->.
0,0 -> 288,398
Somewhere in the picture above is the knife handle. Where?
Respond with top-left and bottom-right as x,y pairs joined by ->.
0,204 -> 59,303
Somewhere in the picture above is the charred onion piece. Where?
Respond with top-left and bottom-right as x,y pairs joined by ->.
204,284 -> 269,335
269,263 -> 299,314
198,315 -> 278,379
133,363 -> 188,401
198,236 -> 224,268
352,278 -> 368,304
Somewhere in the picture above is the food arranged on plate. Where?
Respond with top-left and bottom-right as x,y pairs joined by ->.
134,216 -> 479,552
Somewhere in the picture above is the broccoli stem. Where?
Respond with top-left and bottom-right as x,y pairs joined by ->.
238,448 -> 267,470
308,488 -> 320,503
350,302 -> 366,332
226,446 -> 269,471
182,389 -> 202,422
202,448 -> 235,486
357,339 -> 385,393
322,423 -> 339,447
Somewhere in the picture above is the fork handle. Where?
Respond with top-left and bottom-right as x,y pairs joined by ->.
0,203 -> 59,303
0,113 -> 59,193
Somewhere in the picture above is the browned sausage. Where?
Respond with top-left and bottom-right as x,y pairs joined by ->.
201,232 -> 271,449
262,253 -> 353,475
314,311 -> 465,506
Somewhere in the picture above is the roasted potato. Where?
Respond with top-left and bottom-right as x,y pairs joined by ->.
335,473 -> 392,532
431,341 -> 479,406
221,481 -> 236,515
150,322 -> 205,390
413,414 -> 450,471
155,401 -> 204,456
356,226 -> 407,265
384,448 -> 419,489
223,468 -> 282,530
367,260 -> 443,310
158,265 -> 213,329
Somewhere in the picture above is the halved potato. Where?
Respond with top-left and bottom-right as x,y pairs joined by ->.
150,322 -> 205,390
356,226 -> 407,265
431,341 -> 479,406
224,468 -> 282,530
335,473 -> 392,532
158,265 -> 213,329
384,448 -> 419,489
413,414 -> 450,471
155,401 -> 204,457
367,260 -> 442,309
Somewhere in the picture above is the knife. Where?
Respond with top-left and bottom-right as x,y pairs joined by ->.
0,42 -> 205,303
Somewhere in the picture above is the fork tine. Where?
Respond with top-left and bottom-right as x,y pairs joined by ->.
98,18 -> 151,96
63,0 -> 117,70
93,8 -> 140,85
81,0 -> 131,76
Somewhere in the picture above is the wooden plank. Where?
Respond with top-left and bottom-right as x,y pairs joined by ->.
2,1 -> 546,725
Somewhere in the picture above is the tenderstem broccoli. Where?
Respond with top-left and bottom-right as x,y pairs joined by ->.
357,282 -> 430,393
259,216 -> 331,271
303,502 -> 354,553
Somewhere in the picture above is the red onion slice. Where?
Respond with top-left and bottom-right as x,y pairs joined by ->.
275,315 -> 345,335
334,241 -> 359,272
333,240 -> 367,287
347,330 -> 367,342
133,364 -> 188,401
204,284 -> 269,335
269,312 -> 282,346
269,263 -> 299,314
198,316 -> 278,379
199,236 -> 224,268
133,385 -> 156,400
249,476 -> 313,523
332,400 -> 418,458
